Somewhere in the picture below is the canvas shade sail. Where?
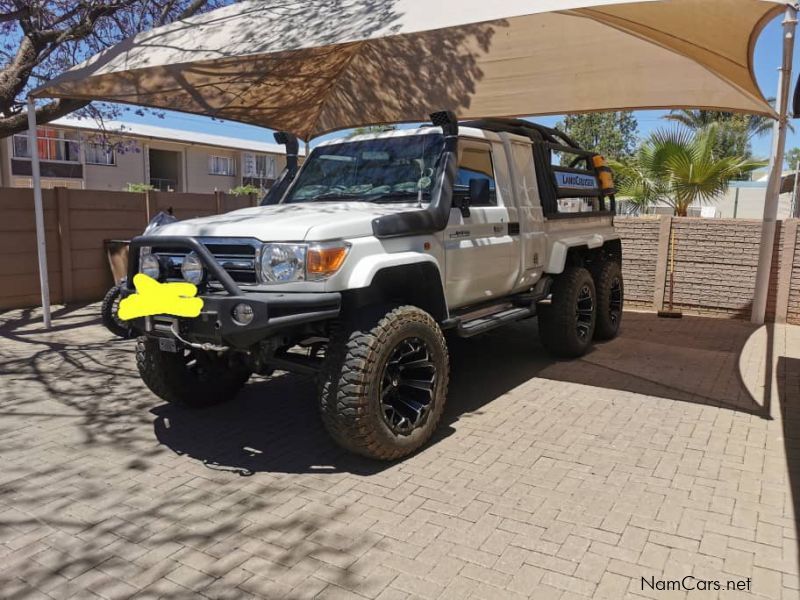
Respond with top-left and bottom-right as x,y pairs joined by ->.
33,0 -> 788,141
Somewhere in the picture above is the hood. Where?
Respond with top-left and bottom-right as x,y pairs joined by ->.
149,201 -> 416,241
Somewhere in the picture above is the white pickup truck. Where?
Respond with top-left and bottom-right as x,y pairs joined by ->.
126,113 -> 623,460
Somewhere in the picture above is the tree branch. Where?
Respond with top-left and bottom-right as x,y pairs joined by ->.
0,36 -> 39,115
0,6 -> 28,23
37,2 -> 137,44
0,0 -> 216,139
178,0 -> 209,20
0,98 -> 89,139
157,0 -> 180,26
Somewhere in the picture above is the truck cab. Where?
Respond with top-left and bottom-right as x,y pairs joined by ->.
125,114 -> 623,460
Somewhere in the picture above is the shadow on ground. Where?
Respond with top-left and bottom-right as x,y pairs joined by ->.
0,303 -> 103,339
152,312 -> 766,475
0,304 -> 150,447
778,355 -> 800,576
1,305 -> 797,598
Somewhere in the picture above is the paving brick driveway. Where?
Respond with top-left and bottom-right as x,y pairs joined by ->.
1,304 -> 799,600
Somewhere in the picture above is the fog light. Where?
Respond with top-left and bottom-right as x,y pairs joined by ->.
140,251 -> 161,280
232,303 -> 254,326
181,251 -> 204,285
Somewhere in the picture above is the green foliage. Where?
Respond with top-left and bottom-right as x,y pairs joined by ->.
230,184 -> 261,196
662,103 -> 781,164
610,125 -> 766,216
785,147 -> 800,170
609,150 -> 671,214
556,112 -> 638,161
125,182 -> 155,193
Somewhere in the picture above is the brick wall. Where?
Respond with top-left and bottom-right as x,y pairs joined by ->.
3,194 -> 800,325
667,219 -> 762,318
0,187 -> 256,310
613,217 -> 660,308
615,216 -> 799,324
789,223 -> 800,324
0,188 -> 61,310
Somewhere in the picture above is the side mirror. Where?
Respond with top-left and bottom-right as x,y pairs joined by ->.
469,178 -> 490,205
454,195 -> 470,218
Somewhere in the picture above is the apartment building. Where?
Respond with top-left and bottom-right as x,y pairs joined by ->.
0,117 -> 298,193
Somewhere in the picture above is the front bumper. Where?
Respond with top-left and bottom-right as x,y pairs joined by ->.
126,235 -> 341,349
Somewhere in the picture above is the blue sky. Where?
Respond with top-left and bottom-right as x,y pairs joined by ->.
115,13 -> 795,162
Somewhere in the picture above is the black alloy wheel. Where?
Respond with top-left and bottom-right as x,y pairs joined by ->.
593,260 -> 624,341
379,337 -> 437,435
575,284 -> 594,342
608,275 -> 622,327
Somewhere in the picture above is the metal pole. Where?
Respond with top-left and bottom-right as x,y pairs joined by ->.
793,157 -> 800,217
751,5 -> 797,324
733,187 -> 740,218
27,97 -> 51,328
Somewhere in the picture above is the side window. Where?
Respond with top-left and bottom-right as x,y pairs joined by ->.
456,145 -> 496,206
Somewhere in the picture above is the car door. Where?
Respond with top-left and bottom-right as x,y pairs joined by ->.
444,139 -> 515,309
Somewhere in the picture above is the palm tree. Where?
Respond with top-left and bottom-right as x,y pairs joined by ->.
611,125 -> 765,216
663,108 -> 773,139
609,142 -> 672,214
663,100 -> 786,161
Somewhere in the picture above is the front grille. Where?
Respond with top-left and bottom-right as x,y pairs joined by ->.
152,238 -> 260,285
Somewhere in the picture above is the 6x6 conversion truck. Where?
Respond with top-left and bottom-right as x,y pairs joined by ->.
125,113 -> 623,460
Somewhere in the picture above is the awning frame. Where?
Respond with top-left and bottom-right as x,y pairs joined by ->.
752,3 -> 796,324
23,0 -> 798,327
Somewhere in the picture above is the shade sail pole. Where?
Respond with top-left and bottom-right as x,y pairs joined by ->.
751,4 -> 797,325
26,97 -> 51,329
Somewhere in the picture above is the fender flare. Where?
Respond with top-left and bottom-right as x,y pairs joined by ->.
342,253 -> 448,321
545,234 -> 620,274
344,252 -> 443,290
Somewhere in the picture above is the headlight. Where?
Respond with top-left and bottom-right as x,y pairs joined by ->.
258,242 -> 350,283
139,249 -> 161,280
181,251 -> 204,285
260,244 -> 307,283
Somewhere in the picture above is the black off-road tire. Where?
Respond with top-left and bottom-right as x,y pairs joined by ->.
593,260 -> 624,341
101,283 -> 134,339
136,337 -> 251,408
319,306 -> 449,461
537,267 -> 597,358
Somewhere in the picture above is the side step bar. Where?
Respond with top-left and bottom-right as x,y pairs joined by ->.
456,305 -> 536,338
443,277 -> 552,338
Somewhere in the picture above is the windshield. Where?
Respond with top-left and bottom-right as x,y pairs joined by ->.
284,133 -> 444,203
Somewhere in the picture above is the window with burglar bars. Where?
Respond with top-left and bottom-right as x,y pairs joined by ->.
254,154 -> 277,178
84,142 -> 115,165
241,152 -> 277,191
209,155 -> 235,175
12,128 -> 80,162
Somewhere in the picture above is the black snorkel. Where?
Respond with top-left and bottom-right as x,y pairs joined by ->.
371,111 -> 459,238
260,131 -> 300,206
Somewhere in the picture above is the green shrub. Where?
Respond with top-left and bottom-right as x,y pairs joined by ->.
229,184 -> 261,196
126,182 -> 155,192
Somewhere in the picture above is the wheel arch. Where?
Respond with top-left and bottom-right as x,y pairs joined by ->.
341,260 -> 448,322
546,236 -> 622,274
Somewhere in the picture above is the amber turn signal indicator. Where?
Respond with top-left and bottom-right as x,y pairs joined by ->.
307,243 -> 350,277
